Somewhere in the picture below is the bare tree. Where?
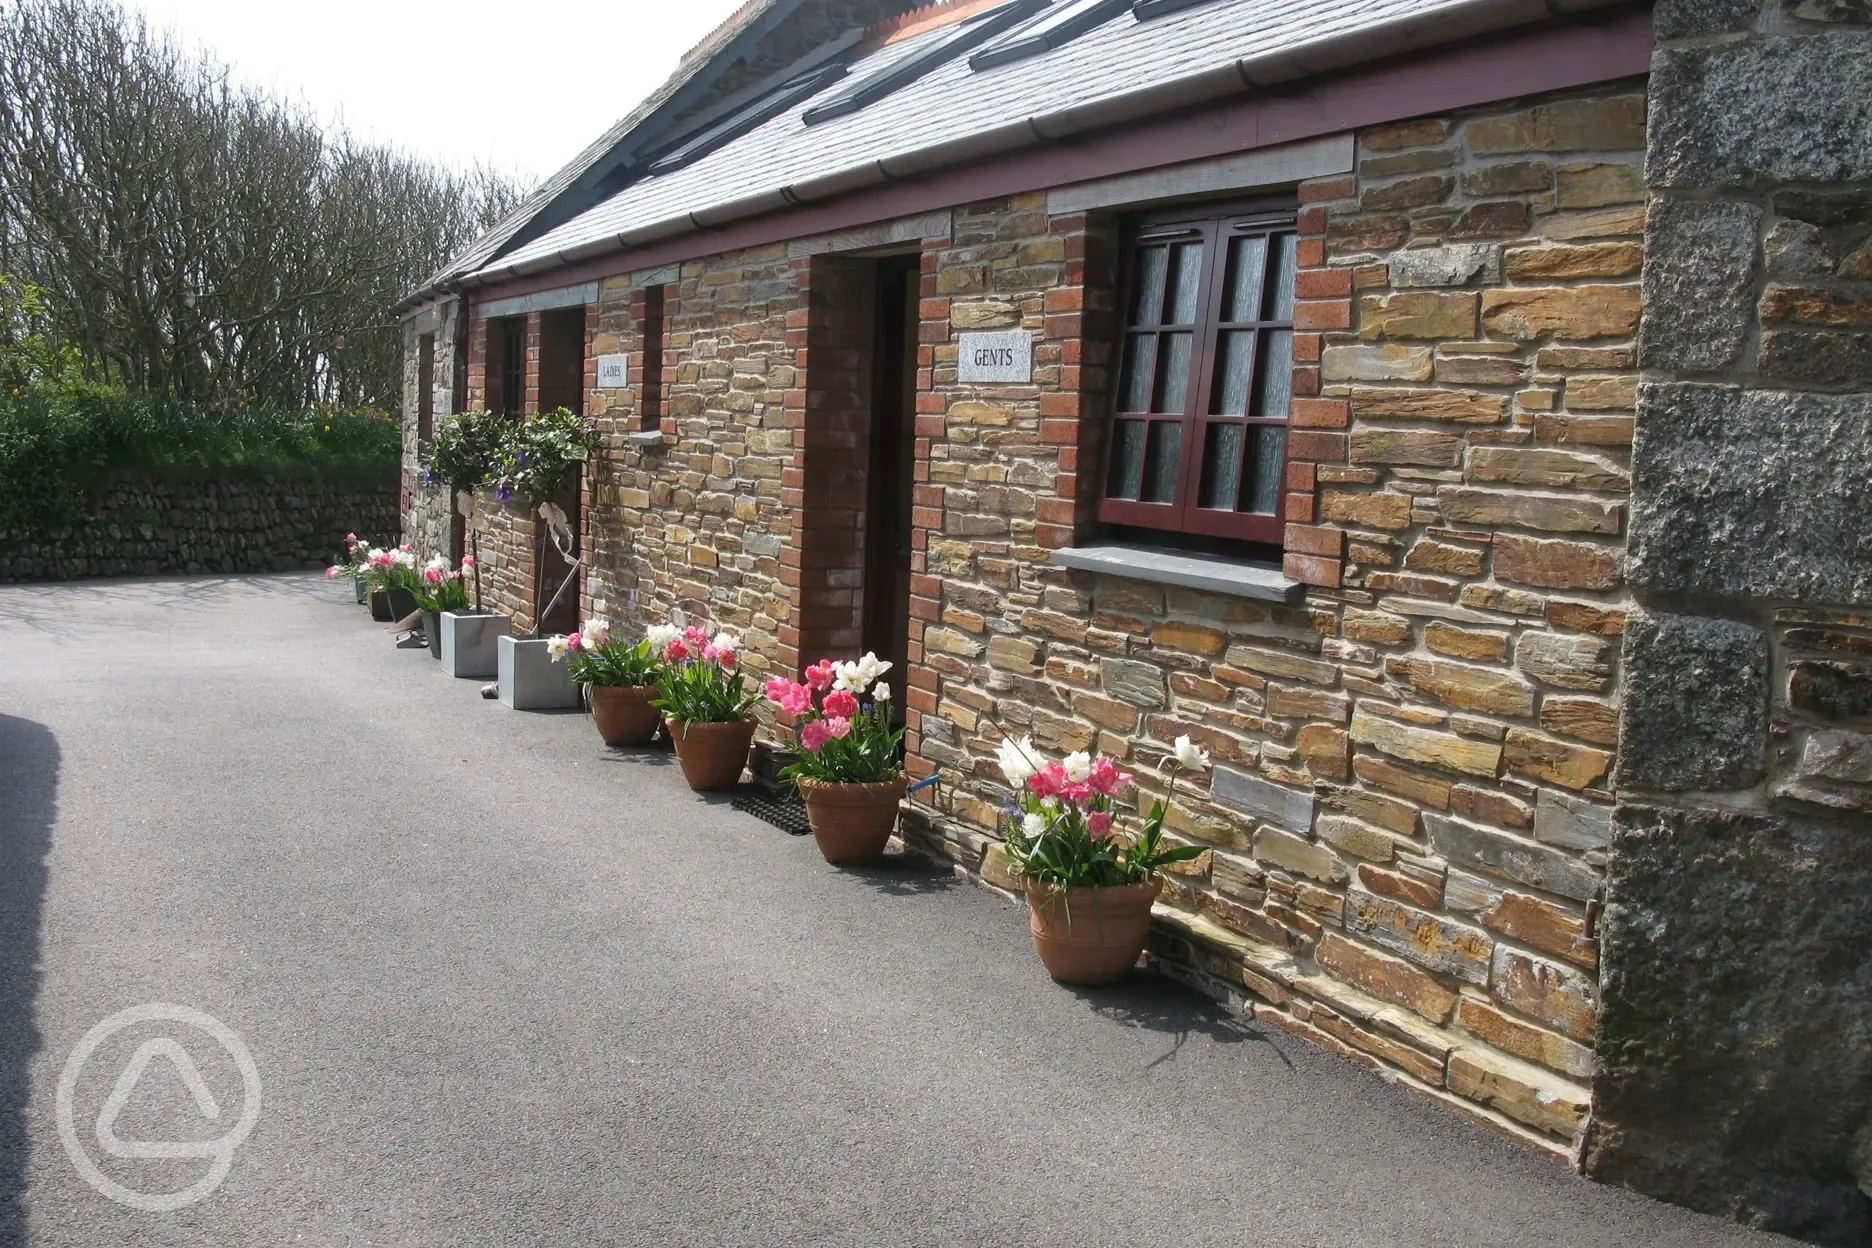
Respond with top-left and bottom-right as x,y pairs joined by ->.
0,0 -> 523,407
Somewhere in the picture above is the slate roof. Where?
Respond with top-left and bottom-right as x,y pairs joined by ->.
460,0 -> 1624,288
412,0 -> 803,298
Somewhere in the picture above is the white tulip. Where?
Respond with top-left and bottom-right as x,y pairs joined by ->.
995,736 -> 1038,788
872,681 -> 891,702
1061,751 -> 1092,784
646,624 -> 680,647
546,635 -> 569,660
1021,812 -> 1047,838
710,631 -> 739,654
1172,735 -> 1212,773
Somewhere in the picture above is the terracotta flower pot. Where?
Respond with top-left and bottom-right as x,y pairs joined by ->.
1023,876 -> 1163,986
665,718 -> 756,791
799,775 -> 909,865
589,685 -> 661,747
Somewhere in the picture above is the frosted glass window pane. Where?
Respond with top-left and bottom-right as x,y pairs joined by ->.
1119,333 -> 1154,412
1256,329 -> 1293,419
1265,232 -> 1298,320
1223,235 -> 1268,323
1153,332 -> 1192,413
1131,246 -> 1168,326
1108,419 -> 1147,499
1246,425 -> 1287,515
1214,330 -> 1255,416
1141,421 -> 1182,504
1164,241 -> 1204,325
1199,422 -> 1244,511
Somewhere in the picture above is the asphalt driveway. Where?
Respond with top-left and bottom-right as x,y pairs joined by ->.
0,574 -> 1799,1247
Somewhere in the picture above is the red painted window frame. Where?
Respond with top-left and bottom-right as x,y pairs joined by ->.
1099,199 -> 1299,545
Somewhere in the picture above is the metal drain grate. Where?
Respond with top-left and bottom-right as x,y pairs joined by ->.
731,790 -> 811,836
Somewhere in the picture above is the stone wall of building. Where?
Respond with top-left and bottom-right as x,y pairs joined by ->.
891,83 -> 1647,1163
399,297 -> 465,566
502,81 -> 1655,1168
0,476 -> 397,582
1580,3 -> 1872,1243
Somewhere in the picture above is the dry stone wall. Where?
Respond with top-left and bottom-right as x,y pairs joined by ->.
1,476 -> 396,582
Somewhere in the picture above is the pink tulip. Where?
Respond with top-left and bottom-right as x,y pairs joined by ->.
822,689 -> 858,718
424,568 -> 442,584
823,715 -> 852,740
566,633 -> 582,653
1086,811 -> 1113,841
684,625 -> 708,648
325,566 -> 337,579
800,719 -> 832,753
779,684 -> 813,719
1087,756 -> 1133,796
1028,763 -> 1065,799
664,639 -> 688,663
764,677 -> 791,703
804,660 -> 835,691
719,649 -> 736,669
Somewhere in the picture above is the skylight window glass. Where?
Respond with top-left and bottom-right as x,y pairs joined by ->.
1131,0 -> 1218,19
969,0 -> 1130,71
647,66 -> 846,175
803,0 -> 1049,126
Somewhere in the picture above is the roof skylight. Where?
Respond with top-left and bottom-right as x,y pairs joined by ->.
1130,0 -> 1219,18
646,65 -> 847,175
969,0 -> 1131,71
803,0 -> 1050,126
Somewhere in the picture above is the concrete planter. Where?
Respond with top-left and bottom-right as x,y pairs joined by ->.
498,634 -> 581,710
441,611 -> 509,679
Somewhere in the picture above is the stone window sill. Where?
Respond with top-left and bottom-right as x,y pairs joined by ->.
627,429 -> 665,447
1050,542 -> 1302,604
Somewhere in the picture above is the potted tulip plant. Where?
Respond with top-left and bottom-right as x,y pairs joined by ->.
360,545 -> 422,623
765,654 -> 905,864
549,618 -> 667,746
997,734 -> 1212,986
650,623 -> 758,790
325,532 -> 372,603
411,555 -> 474,660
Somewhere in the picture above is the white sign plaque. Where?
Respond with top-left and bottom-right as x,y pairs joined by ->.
956,330 -> 1032,384
595,353 -> 629,389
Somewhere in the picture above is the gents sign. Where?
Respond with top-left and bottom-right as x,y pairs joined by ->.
595,354 -> 628,389
957,330 -> 1032,384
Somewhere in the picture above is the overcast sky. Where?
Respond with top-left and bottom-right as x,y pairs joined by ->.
123,0 -> 749,188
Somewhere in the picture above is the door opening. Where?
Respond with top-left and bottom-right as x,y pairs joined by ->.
534,306 -> 586,634
861,255 -> 921,724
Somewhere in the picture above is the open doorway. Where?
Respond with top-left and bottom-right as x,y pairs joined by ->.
861,255 -> 920,724
534,306 -> 586,634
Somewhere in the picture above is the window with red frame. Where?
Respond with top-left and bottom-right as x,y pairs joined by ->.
1100,205 -> 1299,544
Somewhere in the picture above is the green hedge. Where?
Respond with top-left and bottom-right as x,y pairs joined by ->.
0,392 -> 401,532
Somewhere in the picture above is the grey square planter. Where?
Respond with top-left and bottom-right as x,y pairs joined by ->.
497,634 -> 581,710
441,611 -> 510,679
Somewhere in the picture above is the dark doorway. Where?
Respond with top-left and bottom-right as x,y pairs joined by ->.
861,255 -> 920,721
534,307 -> 586,634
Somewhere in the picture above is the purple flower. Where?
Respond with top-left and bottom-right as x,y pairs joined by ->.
495,484 -> 514,502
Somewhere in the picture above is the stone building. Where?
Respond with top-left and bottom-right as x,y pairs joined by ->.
395,1 -> 1872,1239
